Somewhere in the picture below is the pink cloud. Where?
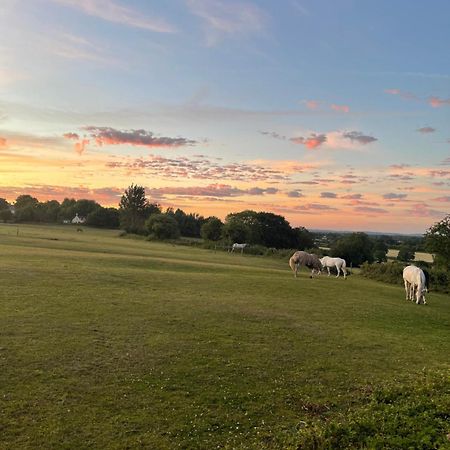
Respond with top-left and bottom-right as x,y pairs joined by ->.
432,196 -> 450,202
305,100 -> 320,110
330,104 -> 350,113
354,206 -> 388,214
384,88 -> 418,100
290,133 -> 327,149
0,137 -> 7,147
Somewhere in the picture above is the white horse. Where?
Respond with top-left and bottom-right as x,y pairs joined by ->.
403,265 -> 428,304
320,256 -> 347,279
230,243 -> 247,253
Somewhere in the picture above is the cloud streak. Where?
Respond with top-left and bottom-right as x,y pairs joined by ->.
52,0 -> 177,33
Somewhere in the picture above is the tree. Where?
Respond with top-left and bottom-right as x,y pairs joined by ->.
119,184 -> 160,234
14,195 -> 39,222
373,238 -> 388,263
145,213 -> 180,240
293,226 -> 314,250
37,200 -> 60,222
74,199 -> 101,217
0,198 -> 12,222
201,217 -> 223,241
425,215 -> 450,268
331,232 -> 374,266
86,207 -> 120,228
397,244 -> 415,262
58,198 -> 77,221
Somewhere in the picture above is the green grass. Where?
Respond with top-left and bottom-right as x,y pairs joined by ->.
0,224 -> 449,449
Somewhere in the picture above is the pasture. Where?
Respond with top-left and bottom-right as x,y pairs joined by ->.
0,224 -> 449,449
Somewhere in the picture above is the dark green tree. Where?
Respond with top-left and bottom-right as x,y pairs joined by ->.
86,207 -> 120,228
293,226 -> 314,250
425,215 -> 450,268
119,184 -> 160,234
331,232 -> 374,266
145,213 -> 180,239
373,238 -> 388,263
74,199 -> 101,218
397,244 -> 415,262
14,195 -> 39,222
201,217 -> 223,241
0,198 -> 12,222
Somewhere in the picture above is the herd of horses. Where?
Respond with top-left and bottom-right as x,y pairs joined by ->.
231,243 -> 429,305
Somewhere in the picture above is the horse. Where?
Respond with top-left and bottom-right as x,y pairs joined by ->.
320,256 -> 347,279
230,243 -> 247,253
403,265 -> 428,304
289,251 -> 322,278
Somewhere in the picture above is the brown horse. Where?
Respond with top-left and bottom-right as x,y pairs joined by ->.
289,251 -> 322,278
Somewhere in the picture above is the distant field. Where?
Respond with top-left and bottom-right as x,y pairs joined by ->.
387,249 -> 434,262
0,224 -> 449,449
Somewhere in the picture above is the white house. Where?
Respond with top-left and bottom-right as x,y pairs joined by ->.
71,213 -> 86,224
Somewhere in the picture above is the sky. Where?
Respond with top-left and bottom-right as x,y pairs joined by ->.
0,0 -> 449,234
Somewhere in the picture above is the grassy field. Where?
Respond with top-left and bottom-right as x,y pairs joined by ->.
387,248 -> 434,263
1,224 -> 449,449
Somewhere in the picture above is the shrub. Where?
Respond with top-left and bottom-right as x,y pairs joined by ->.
145,214 -> 180,240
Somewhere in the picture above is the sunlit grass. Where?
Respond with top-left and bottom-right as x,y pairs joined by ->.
0,224 -> 449,449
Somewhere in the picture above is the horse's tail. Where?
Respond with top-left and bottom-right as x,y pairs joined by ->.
289,256 -> 297,274
341,259 -> 347,269
422,269 -> 430,291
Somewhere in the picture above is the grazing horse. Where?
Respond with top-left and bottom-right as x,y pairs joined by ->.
320,256 -> 347,279
403,265 -> 428,304
289,251 -> 322,278
230,243 -> 247,253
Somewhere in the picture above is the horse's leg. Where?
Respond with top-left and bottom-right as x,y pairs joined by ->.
404,280 -> 409,300
335,264 -> 339,277
326,267 -> 331,276
343,266 -> 347,279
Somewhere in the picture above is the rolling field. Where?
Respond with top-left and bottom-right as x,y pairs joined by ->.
1,224 -> 449,449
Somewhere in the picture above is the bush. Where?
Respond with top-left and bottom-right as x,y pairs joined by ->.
295,372 -> 450,449
145,214 -> 180,240
361,261 -> 450,294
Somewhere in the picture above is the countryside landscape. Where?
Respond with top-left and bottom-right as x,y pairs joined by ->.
1,0 -> 450,448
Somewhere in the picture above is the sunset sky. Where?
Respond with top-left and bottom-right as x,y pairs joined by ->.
0,0 -> 449,233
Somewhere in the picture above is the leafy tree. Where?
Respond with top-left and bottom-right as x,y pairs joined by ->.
425,215 -> 450,268
256,212 -> 296,248
15,195 -> 38,209
293,226 -> 314,250
167,208 -> 205,237
86,207 -> 120,228
74,199 -> 101,217
58,198 -> 77,221
145,213 -> 180,240
331,232 -> 374,266
0,198 -> 12,222
201,217 -> 223,241
222,210 -> 299,248
37,200 -> 60,222
14,195 -> 39,222
373,238 -> 388,263
119,184 -> 160,234
397,243 -> 415,262
0,198 -> 10,211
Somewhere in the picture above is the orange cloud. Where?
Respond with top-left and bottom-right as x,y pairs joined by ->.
75,139 -> 90,155
428,96 -> 450,108
0,137 -> 7,148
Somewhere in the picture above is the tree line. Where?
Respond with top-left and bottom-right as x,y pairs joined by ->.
0,185 -> 448,269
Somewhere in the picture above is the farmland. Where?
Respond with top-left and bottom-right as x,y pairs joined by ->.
0,224 -> 449,449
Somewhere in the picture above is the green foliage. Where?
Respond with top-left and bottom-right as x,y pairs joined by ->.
397,243 -> 415,262
296,372 -> 450,449
223,210 -> 299,248
425,215 -> 450,269
86,207 -> 120,228
360,261 -> 405,285
119,184 -> 160,234
166,208 -> 205,238
200,216 -> 223,241
373,238 -> 388,262
293,226 -> 314,250
361,261 -> 450,293
14,194 -> 39,209
331,232 -> 374,266
1,224 -> 449,449
145,213 -> 180,239
0,197 -> 10,211
0,198 -> 12,222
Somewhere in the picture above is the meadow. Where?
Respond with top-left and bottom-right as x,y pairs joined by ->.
0,224 -> 449,449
